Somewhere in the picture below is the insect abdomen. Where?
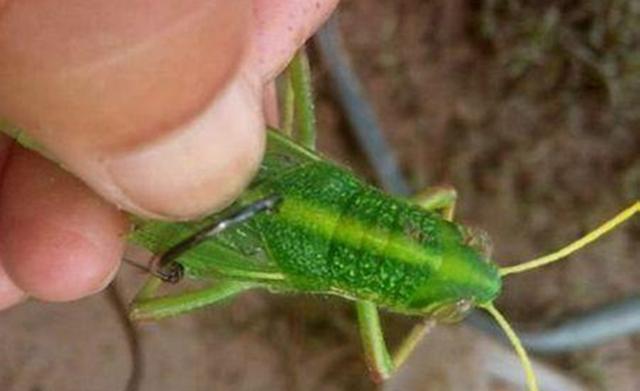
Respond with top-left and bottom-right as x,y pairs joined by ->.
253,161 -> 453,309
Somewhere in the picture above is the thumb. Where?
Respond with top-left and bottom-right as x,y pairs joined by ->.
0,0 -> 263,219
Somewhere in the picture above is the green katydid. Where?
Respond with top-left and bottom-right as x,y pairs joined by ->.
125,51 -> 639,390
127,128 -> 639,390
2,50 -> 638,391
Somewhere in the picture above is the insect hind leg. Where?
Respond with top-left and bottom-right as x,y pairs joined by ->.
130,279 -> 258,322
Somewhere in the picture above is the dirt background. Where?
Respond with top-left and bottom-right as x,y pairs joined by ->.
2,1 -> 640,390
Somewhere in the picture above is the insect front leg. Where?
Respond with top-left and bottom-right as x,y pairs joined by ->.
356,300 -> 437,382
412,185 -> 458,220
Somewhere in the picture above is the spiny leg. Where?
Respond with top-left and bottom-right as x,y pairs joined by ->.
354,188 -> 458,380
130,280 -> 258,322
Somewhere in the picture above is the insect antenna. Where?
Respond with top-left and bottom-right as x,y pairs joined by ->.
499,201 -> 639,277
481,303 -> 539,391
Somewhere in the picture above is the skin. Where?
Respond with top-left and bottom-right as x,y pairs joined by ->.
0,0 -> 339,309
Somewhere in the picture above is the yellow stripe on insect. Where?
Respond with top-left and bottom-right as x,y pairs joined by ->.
277,196 -> 442,269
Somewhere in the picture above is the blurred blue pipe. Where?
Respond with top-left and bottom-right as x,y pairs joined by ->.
314,16 -> 411,197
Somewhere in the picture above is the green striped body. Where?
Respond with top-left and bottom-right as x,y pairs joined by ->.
129,131 -> 501,316
244,161 -> 501,314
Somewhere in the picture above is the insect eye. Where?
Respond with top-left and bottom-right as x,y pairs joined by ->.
430,299 -> 473,323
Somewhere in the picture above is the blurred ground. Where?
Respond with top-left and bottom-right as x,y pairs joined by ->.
2,1 -> 640,390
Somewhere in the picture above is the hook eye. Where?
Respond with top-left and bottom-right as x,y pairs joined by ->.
150,255 -> 184,284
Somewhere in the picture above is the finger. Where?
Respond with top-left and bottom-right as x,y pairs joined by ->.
0,0 -> 262,219
250,0 -> 339,81
0,0 -> 250,150
0,133 -> 26,309
0,145 -> 129,302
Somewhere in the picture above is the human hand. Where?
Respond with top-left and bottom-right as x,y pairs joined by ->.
0,0 -> 338,309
